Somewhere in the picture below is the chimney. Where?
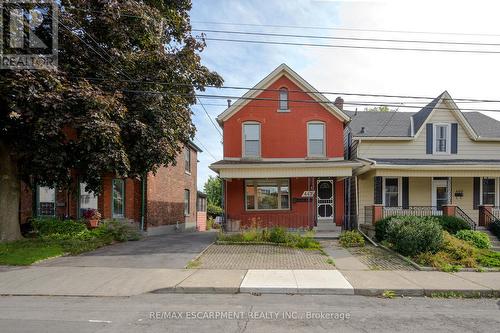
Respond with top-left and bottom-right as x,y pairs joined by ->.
360,126 -> 366,134
334,97 -> 344,110
227,99 -> 232,108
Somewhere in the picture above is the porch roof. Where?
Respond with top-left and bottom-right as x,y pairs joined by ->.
357,158 -> 500,177
209,159 -> 361,179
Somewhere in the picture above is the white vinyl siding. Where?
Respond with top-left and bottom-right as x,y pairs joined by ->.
357,100 -> 500,160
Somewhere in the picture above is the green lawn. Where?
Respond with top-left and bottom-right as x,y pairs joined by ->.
0,239 -> 65,265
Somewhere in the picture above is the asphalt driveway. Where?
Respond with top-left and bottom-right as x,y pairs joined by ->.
35,231 -> 217,269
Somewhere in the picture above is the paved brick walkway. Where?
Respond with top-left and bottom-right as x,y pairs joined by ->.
196,244 -> 335,270
347,245 -> 417,271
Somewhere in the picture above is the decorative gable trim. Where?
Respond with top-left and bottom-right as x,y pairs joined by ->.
216,64 -> 350,125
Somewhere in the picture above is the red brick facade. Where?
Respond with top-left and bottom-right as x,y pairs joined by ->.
18,144 -> 200,230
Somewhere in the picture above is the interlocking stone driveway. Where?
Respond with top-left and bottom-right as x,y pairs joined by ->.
347,245 -> 417,271
195,244 -> 335,270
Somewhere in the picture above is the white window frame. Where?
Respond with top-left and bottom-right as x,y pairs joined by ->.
78,182 -> 98,218
433,123 -> 451,155
242,122 -> 261,158
382,177 -> 402,207
184,146 -> 191,174
307,121 -> 326,158
112,179 -> 125,219
278,87 -> 289,112
480,177 -> 499,206
37,185 -> 56,217
245,179 -> 290,211
184,189 -> 190,216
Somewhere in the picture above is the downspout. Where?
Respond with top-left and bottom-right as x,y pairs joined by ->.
140,174 -> 146,231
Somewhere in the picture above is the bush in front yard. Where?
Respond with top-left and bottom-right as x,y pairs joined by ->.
489,220 -> 500,240
455,230 -> 491,249
339,231 -> 365,247
32,218 -> 87,236
435,216 -> 471,234
386,216 -> 443,256
375,217 -> 392,242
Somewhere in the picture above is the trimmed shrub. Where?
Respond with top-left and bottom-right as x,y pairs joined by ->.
455,230 -> 491,249
435,216 -> 471,234
489,220 -> 500,240
32,218 -> 87,236
375,217 -> 392,242
339,231 -> 365,247
386,216 -> 443,256
269,227 -> 289,244
98,219 -> 141,241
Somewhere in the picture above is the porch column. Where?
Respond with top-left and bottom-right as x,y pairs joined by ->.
478,204 -> 493,227
372,204 -> 384,225
442,204 -> 457,217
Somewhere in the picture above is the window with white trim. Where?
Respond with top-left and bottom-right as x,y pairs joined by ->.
184,189 -> 190,216
245,179 -> 290,211
243,123 -> 260,157
434,124 -> 450,154
383,177 -> 400,207
38,186 -> 56,216
307,122 -> 325,157
481,178 -> 496,205
112,179 -> 125,218
79,182 -> 98,217
279,88 -> 288,110
184,146 -> 191,173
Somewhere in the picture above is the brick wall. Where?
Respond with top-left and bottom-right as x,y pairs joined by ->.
146,145 -> 198,228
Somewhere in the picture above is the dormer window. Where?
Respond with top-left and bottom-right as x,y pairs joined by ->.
433,124 -> 451,154
279,88 -> 289,111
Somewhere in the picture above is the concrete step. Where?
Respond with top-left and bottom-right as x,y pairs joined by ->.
316,222 -> 341,232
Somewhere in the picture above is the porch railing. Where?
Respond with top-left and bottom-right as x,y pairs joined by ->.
455,206 -> 476,230
382,206 -> 442,219
492,207 -> 500,220
482,208 -> 500,229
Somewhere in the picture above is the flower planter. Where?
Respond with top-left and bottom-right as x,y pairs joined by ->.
89,219 -> 99,228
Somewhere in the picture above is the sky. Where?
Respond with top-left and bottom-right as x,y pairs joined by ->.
189,0 -> 500,190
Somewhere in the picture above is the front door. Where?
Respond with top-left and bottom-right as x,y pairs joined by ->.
432,178 -> 450,213
317,180 -> 334,221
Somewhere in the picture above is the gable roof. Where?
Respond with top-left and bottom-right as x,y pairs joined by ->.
216,64 -> 350,125
348,91 -> 500,141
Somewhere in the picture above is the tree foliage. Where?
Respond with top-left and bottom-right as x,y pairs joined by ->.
0,0 -> 223,193
204,176 -> 222,207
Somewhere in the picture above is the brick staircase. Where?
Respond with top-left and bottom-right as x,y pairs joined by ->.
477,227 -> 500,252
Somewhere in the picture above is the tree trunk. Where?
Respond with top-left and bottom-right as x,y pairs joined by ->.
0,142 -> 22,241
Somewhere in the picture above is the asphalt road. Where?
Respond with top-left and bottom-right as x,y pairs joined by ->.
0,294 -> 498,332
34,231 -> 217,268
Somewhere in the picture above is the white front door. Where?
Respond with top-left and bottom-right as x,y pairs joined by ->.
432,178 -> 450,213
317,180 -> 334,221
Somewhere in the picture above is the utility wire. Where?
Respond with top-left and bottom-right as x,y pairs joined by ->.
193,20 -> 500,38
201,37 -> 500,55
76,76 -> 500,103
193,29 -> 500,47
194,137 -> 218,161
196,97 -> 223,137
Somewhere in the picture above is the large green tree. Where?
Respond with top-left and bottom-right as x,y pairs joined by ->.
0,1 -> 222,240
203,175 -> 222,217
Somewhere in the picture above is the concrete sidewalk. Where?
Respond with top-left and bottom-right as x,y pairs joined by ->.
0,266 -> 498,297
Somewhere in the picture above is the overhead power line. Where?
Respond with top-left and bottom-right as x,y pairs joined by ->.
201,37 -> 500,55
193,29 -> 500,47
193,20 -> 500,38
194,137 -> 218,162
196,97 -> 223,137
77,76 -> 500,104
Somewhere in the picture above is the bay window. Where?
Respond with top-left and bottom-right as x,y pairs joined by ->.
245,179 -> 290,211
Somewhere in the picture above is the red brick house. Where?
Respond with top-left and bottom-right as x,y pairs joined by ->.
19,142 -> 202,233
210,64 -> 360,230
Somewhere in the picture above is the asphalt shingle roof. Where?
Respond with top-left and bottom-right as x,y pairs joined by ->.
346,93 -> 500,139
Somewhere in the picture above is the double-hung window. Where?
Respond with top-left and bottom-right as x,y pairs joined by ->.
37,186 -> 56,217
308,122 -> 325,157
384,178 -> 400,207
279,88 -> 289,111
243,123 -> 260,157
245,179 -> 290,211
482,178 -> 496,205
434,124 -> 450,154
184,146 -> 191,173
